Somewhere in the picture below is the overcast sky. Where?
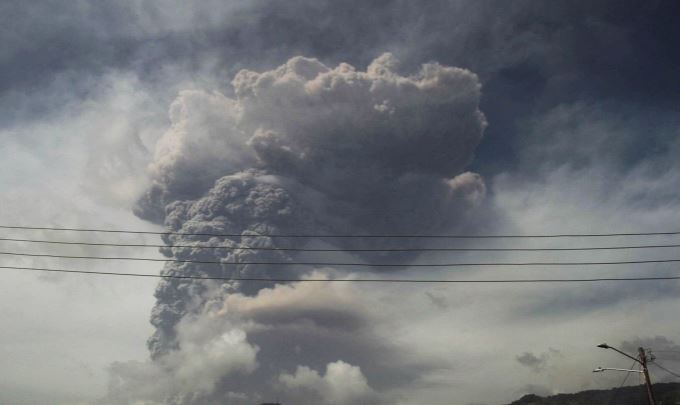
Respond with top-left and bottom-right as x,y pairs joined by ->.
1,1 -> 680,404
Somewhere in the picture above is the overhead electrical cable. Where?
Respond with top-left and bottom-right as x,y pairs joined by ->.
648,350 -> 680,354
2,265 -> 680,283
3,251 -> 680,267
2,237 -> 680,252
650,362 -> 680,379
2,224 -> 680,239
607,360 -> 639,405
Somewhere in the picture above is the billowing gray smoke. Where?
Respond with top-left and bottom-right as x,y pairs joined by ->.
112,54 -> 486,404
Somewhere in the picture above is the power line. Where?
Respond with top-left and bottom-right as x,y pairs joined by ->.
2,265 -> 680,283
2,224 -> 680,239
3,237 -> 680,252
608,360 -> 639,405
650,362 -> 680,379
4,250 -> 680,267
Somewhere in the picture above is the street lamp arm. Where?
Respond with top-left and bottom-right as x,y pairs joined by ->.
593,366 -> 643,373
597,343 -> 642,364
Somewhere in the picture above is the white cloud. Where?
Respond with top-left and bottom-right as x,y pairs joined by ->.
279,361 -> 376,405
0,71 -> 168,404
107,323 -> 258,404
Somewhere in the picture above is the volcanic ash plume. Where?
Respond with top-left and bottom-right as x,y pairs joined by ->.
111,53 -> 487,404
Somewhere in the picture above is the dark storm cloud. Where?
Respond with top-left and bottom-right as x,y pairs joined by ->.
621,336 -> 680,357
5,0 -> 679,151
516,349 -> 561,373
516,352 -> 547,372
4,1 -> 679,184
515,103 -> 680,172
507,279 -> 680,320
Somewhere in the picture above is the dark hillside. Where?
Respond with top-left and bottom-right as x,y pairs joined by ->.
507,383 -> 680,405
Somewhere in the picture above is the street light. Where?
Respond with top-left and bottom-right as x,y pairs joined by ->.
597,343 -> 642,364
595,343 -> 656,405
593,366 -> 643,373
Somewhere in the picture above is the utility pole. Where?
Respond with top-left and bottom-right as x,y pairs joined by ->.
594,343 -> 657,405
639,347 -> 657,405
